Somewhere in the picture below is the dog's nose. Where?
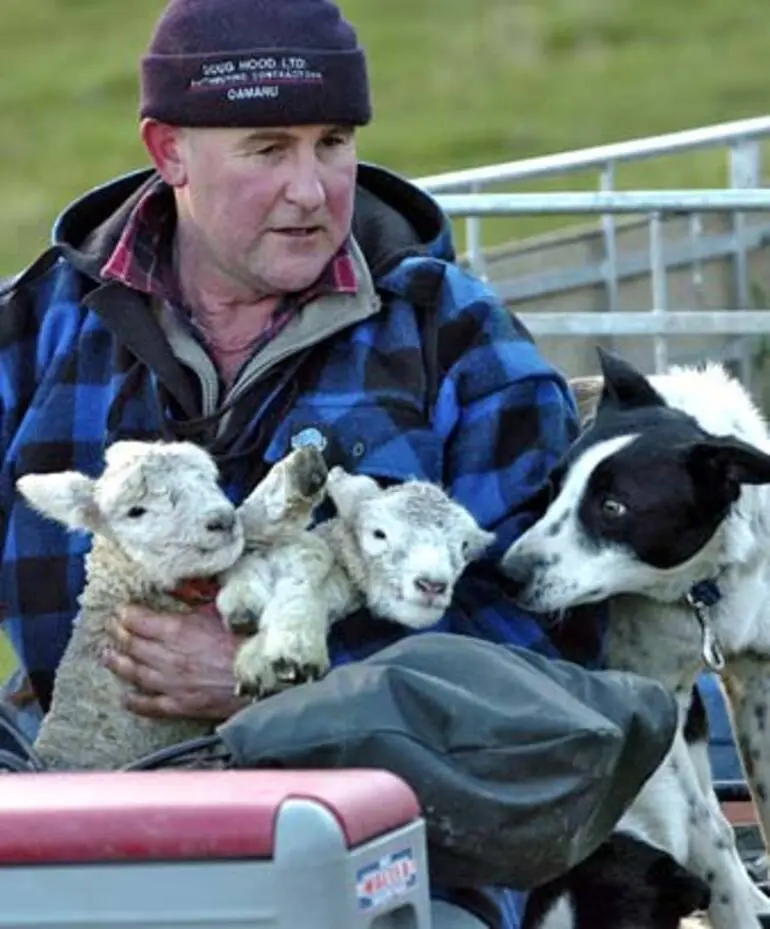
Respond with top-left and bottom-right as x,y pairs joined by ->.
499,551 -> 535,596
206,509 -> 236,533
414,576 -> 448,597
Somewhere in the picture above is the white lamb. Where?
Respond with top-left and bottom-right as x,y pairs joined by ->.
16,439 -> 328,771
223,466 -> 497,696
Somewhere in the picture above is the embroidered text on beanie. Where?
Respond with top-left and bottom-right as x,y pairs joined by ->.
139,0 -> 372,128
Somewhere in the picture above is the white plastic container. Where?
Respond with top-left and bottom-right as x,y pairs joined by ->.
0,768 -> 432,928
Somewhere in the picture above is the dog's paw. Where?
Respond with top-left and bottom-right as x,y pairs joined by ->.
233,631 -> 329,698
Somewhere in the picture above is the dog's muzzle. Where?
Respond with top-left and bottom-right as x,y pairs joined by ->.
499,550 -> 541,603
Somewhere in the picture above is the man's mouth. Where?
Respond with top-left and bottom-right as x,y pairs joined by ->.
273,226 -> 322,238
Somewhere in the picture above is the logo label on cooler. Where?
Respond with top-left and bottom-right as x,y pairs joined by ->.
355,847 -> 417,911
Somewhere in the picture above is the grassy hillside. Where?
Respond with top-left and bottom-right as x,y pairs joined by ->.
2,0 -> 770,274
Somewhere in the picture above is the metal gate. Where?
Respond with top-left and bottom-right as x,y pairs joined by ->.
413,116 -> 770,390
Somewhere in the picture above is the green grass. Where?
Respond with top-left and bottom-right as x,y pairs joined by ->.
3,0 -> 770,274
0,636 -> 17,681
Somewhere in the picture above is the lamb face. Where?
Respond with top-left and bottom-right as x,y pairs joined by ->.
328,470 -> 495,629
17,440 -> 245,587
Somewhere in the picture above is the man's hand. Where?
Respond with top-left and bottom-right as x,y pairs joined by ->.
103,604 -> 248,722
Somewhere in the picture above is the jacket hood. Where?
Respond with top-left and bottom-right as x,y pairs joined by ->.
48,161 -> 456,284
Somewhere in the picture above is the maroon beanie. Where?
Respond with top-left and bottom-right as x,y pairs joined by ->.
139,0 -> 372,128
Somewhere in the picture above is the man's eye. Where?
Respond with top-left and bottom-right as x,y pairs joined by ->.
321,134 -> 351,149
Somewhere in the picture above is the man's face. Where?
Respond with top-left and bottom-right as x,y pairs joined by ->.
173,123 -> 358,297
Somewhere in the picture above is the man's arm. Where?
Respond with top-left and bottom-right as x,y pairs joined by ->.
432,266 -> 605,667
0,274 -> 48,709
0,273 -> 48,488
0,265 -> 81,675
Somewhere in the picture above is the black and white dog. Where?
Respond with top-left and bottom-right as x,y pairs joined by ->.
502,348 -> 770,929
522,828 -> 711,929
522,690 -> 712,929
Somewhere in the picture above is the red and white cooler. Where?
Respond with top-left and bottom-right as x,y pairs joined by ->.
0,769 -> 432,927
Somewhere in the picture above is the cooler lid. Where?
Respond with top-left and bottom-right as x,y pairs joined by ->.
0,769 -> 420,864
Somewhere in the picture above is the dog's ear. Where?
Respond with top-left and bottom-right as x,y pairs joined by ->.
596,347 -> 665,413
686,434 -> 770,500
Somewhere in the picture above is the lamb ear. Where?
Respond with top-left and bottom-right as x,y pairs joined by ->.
464,526 -> 496,561
16,471 -> 102,532
326,467 -> 381,521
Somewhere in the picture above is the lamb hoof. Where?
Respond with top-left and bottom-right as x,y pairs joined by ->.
233,640 -> 283,698
291,446 -> 328,499
235,679 -> 266,699
234,659 -> 322,699
234,632 -> 329,699
273,657 -> 323,686
225,609 -> 260,636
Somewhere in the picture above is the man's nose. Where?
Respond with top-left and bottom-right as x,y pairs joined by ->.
284,155 -> 325,211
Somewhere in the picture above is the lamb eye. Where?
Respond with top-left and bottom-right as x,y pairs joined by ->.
373,529 -> 387,540
126,506 -> 147,519
600,498 -> 626,518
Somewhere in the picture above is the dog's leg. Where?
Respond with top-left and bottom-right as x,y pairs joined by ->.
690,731 -> 770,916
623,730 -> 766,928
684,750 -> 769,927
722,653 -> 770,858
686,681 -> 770,919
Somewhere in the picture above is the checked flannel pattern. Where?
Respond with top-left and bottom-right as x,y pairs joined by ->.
0,198 -> 597,928
0,248 -> 591,690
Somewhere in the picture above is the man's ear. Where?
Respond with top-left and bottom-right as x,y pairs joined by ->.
16,472 -> 102,533
686,434 -> 770,501
326,467 -> 381,522
596,346 -> 666,413
139,119 -> 189,188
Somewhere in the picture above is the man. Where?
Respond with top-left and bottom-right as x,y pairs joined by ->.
0,0 -> 602,924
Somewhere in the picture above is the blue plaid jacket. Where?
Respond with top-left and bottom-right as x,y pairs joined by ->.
0,162 -> 602,928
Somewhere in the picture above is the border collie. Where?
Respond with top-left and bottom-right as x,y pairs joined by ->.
522,829 -> 711,929
502,348 -> 770,929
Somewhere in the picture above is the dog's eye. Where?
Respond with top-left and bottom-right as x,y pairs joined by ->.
600,498 -> 627,518
372,528 -> 387,541
126,506 -> 147,519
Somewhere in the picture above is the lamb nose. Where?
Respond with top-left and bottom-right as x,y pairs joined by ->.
206,510 -> 236,533
415,577 -> 448,596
